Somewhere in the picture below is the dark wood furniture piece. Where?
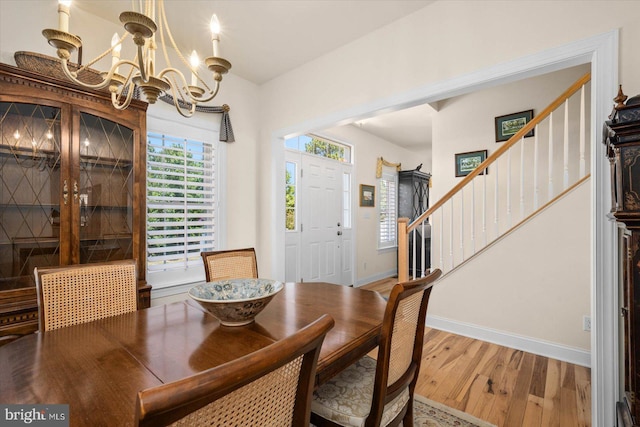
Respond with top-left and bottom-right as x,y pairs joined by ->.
311,269 -> 441,427
200,247 -> 258,282
604,87 -> 640,427
136,314 -> 334,427
0,282 -> 386,426
398,169 -> 431,276
0,63 -> 150,345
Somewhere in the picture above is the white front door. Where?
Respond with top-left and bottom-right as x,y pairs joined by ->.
284,150 -> 353,285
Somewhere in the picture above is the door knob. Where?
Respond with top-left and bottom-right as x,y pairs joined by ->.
337,231 -> 342,236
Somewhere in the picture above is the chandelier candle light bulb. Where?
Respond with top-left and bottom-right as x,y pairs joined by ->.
189,50 -> 199,86
57,0 -> 71,32
210,14 -> 221,57
111,33 -> 121,71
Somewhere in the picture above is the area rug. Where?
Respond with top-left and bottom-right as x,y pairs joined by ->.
412,394 -> 496,427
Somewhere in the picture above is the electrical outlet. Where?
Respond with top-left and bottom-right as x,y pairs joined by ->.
363,262 -> 367,271
583,315 -> 591,332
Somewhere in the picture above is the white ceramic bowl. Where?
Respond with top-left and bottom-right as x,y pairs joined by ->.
188,278 -> 284,326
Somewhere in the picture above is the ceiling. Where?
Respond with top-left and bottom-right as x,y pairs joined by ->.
75,0 -> 435,148
351,103 -> 436,150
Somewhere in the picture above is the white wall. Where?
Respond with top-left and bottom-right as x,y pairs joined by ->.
429,179 -> 591,356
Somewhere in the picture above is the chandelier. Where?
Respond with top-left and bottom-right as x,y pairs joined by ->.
42,0 -> 232,117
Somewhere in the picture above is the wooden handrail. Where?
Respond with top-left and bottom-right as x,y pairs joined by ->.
406,72 -> 591,232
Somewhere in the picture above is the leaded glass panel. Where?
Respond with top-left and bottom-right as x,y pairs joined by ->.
0,102 -> 61,289
78,112 -> 134,264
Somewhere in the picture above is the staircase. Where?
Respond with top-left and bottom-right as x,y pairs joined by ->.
398,73 -> 591,282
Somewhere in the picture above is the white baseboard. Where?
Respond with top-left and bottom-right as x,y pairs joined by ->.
355,269 -> 397,287
426,315 -> 591,367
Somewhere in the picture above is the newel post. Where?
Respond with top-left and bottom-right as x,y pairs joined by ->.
398,218 -> 409,282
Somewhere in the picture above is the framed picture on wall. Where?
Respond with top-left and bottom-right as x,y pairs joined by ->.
455,150 -> 488,177
494,109 -> 534,142
359,184 -> 375,207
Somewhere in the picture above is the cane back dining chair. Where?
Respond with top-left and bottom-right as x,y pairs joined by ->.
34,259 -> 138,332
310,268 -> 443,427
200,248 -> 258,282
135,314 -> 335,427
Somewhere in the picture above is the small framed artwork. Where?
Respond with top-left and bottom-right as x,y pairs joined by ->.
495,109 -> 534,142
455,150 -> 488,177
359,184 -> 375,207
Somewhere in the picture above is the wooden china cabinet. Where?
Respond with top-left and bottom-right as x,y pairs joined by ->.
604,87 -> 640,427
0,63 -> 150,345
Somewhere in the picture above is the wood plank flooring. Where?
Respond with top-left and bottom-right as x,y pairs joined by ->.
361,278 -> 591,427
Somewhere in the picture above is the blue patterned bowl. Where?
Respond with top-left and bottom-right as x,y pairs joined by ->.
188,278 -> 284,326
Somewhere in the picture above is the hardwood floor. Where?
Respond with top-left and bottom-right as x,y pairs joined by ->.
361,278 -> 591,427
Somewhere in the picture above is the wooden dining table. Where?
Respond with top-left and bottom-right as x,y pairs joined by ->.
0,282 -> 387,426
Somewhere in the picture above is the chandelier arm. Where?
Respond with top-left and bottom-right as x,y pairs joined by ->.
59,57 -> 140,91
115,59 -> 143,72
157,67 -> 189,96
196,77 -> 212,95
166,85 -> 197,118
157,68 -> 221,104
110,81 -> 135,110
194,73 -> 220,102
189,80 -> 221,103
60,59 -> 110,90
171,75 -> 197,117
121,61 -> 137,84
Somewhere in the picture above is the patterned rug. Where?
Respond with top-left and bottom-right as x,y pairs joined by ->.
413,395 -> 496,427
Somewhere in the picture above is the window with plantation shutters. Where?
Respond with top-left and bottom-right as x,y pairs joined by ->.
378,171 -> 398,249
147,132 -> 216,286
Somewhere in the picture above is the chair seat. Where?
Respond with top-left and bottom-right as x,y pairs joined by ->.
311,355 -> 410,427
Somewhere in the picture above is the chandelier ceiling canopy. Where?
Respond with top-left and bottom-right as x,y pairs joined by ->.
42,0 -> 232,117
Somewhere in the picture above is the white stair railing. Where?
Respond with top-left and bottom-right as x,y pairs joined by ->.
398,73 -> 591,281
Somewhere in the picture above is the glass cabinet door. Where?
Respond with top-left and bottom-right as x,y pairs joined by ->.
77,112 -> 134,263
0,102 -> 62,289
